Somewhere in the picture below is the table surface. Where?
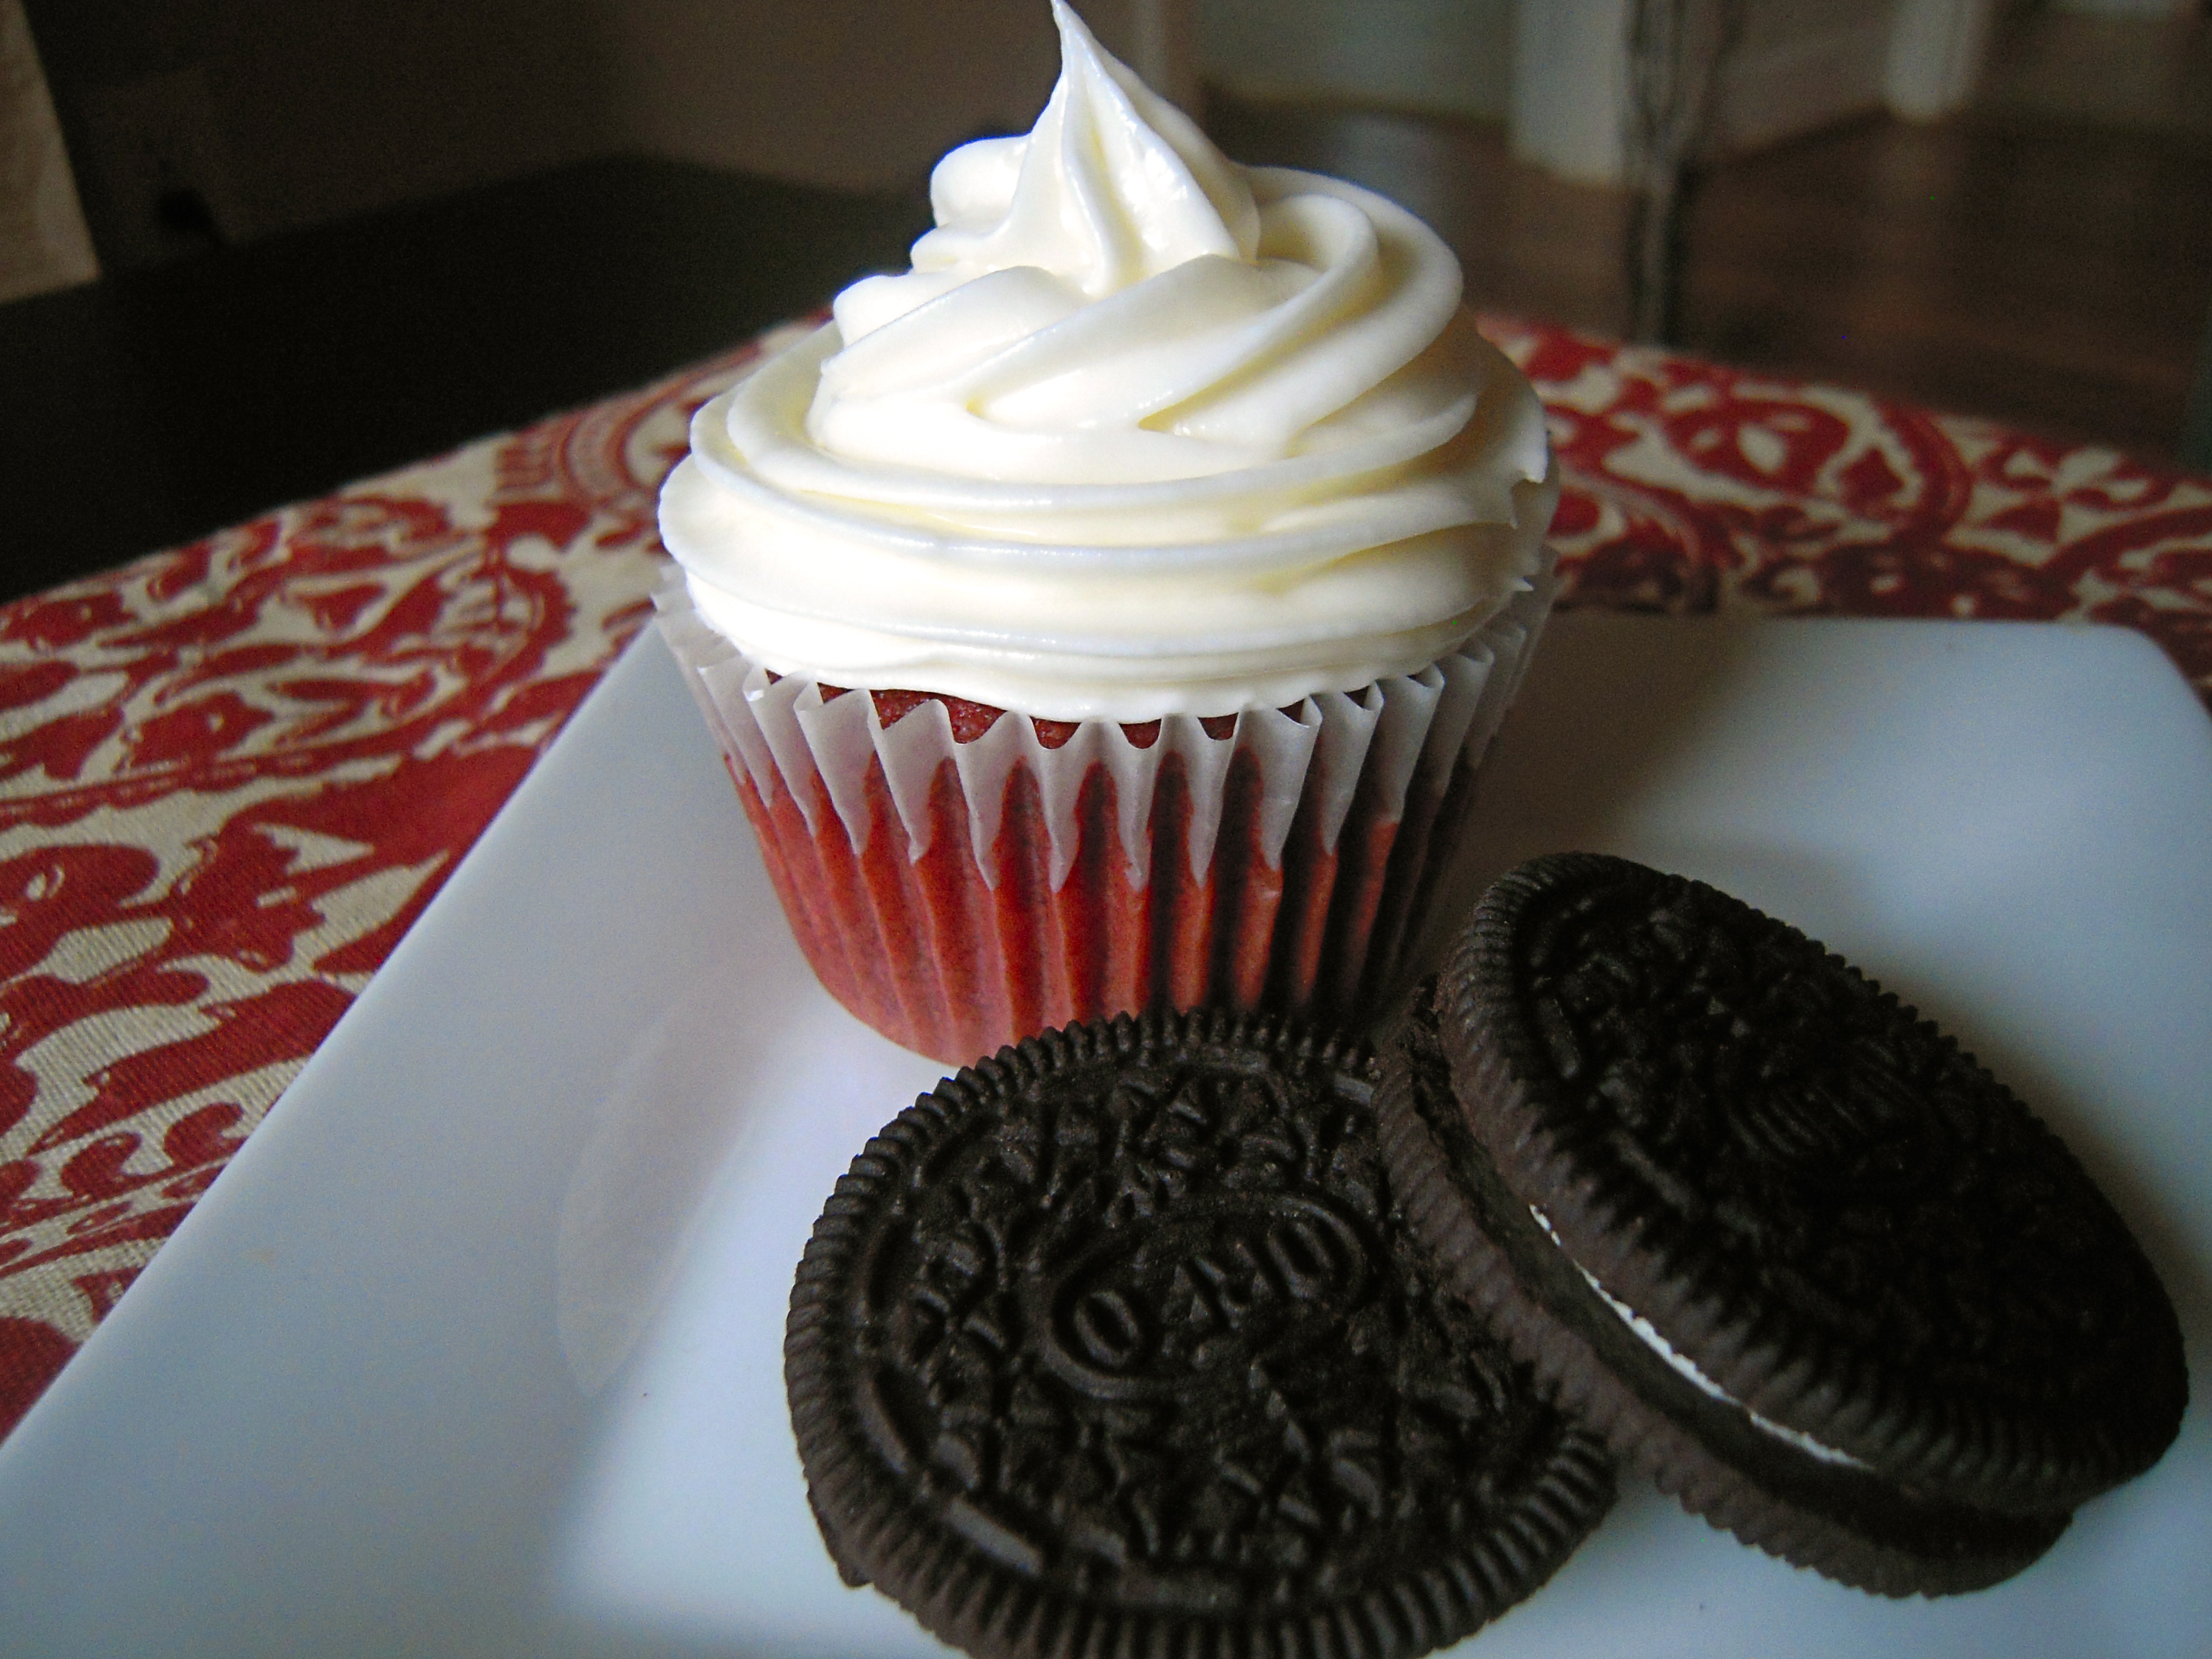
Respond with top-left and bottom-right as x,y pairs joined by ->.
2,210 -> 2210,1452
0,157 -> 929,604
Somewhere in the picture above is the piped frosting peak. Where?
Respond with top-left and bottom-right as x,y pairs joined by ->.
658,2 -> 1558,721
843,0 -> 1259,329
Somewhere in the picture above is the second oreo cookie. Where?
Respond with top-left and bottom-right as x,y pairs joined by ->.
786,1008 -> 1615,1659
1376,852 -> 2188,1597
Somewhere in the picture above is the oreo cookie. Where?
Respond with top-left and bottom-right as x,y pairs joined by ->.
786,1008 -> 1615,1659
1376,852 -> 2188,1596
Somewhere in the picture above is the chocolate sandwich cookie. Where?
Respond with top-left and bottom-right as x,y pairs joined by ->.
1376,853 -> 2188,1598
786,1008 -> 1615,1659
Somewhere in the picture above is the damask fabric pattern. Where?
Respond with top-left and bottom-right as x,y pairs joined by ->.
2,317 -> 2208,1441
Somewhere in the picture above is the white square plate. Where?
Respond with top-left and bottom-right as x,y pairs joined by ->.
2,615 -> 2206,1659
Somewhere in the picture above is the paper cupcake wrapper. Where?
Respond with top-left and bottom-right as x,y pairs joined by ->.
656,552 -> 1556,1063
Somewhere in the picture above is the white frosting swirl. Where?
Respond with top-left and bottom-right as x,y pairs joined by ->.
659,0 -> 1557,721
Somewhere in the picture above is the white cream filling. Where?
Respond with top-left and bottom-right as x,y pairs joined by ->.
1528,1204 -> 1872,1471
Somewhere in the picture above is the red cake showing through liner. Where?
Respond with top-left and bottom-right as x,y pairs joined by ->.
728,684 -> 1483,1065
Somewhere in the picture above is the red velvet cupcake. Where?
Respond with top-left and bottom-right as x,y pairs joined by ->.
658,570 -> 1549,1063
656,3 -> 1559,1063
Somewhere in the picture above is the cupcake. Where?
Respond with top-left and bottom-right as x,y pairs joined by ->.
656,0 -> 1559,1064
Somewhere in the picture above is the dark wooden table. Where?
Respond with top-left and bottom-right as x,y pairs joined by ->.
0,156 -> 928,605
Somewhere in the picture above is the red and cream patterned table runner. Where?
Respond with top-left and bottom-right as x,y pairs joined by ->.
4,317 -> 2208,1438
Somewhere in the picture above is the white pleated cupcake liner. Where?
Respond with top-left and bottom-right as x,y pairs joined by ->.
655,550 -> 1555,1058
658,555 -> 1553,887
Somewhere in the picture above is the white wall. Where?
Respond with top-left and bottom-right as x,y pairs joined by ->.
1512,0 -> 2005,184
22,0 -> 2033,268
0,0 -> 96,299
1885,0 -> 1998,120
593,0 -> 1061,194
1511,0 -> 1901,183
2053,0 -> 2192,15
1720,0 -> 1895,148
1201,0 -> 1517,121
31,0 -> 604,249
28,0 -> 1083,259
1511,0 -> 1630,182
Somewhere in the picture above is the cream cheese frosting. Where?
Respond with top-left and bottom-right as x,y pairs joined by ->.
658,0 -> 1558,722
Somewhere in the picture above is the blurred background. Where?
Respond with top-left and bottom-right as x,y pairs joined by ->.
3,0 -> 2209,601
